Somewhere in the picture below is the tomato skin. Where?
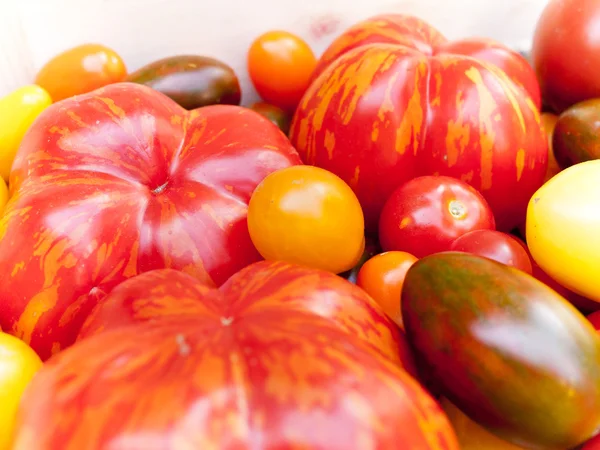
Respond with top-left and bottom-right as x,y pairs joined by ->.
356,251 -> 418,328
532,0 -> 600,112
35,44 -> 127,101
248,165 -> 365,274
0,332 -> 42,450
588,312 -> 600,332
248,31 -> 317,112
553,99 -> 600,169
0,85 -> 52,182
249,102 -> 291,134
541,113 -> 560,181
0,178 -> 7,214
527,159 -> 600,303
583,434 -> 600,450
379,176 -> 495,258
450,230 -> 532,274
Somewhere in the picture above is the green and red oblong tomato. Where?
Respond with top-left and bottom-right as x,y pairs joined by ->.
291,15 -> 546,232
0,82 -> 302,360
450,230 -> 533,274
379,176 -> 495,258
402,252 -> 600,450
12,262 -> 462,450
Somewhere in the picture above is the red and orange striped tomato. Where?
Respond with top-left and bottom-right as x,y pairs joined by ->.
0,82 -> 301,360
11,261 -> 460,450
291,14 -> 547,231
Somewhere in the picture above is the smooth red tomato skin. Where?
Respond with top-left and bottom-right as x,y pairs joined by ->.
450,230 -> 533,274
583,434 -> 600,450
0,82 -> 301,360
248,31 -> 317,112
379,176 -> 495,258
588,312 -> 600,332
292,15 -> 546,232
532,0 -> 600,112
356,251 -> 418,327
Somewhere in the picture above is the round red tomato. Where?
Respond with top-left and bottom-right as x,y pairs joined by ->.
247,31 -> 317,112
532,0 -> 600,112
379,176 -> 495,258
356,251 -> 418,328
247,165 -> 365,274
450,230 -> 533,274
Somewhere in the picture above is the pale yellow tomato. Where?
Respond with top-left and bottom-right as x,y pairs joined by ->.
527,159 -> 600,302
0,177 -> 7,215
0,332 -> 42,450
441,398 -> 527,450
0,85 -> 52,181
248,165 -> 365,273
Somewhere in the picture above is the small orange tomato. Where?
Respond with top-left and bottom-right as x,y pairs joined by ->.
35,44 -> 127,101
247,31 -> 317,111
247,165 -> 365,274
357,251 -> 418,327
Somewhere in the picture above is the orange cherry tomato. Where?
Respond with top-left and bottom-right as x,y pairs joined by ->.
248,165 -> 365,274
357,251 -> 418,327
247,31 -> 317,111
35,44 -> 127,101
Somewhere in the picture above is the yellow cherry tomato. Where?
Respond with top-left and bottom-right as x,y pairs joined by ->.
0,85 -> 52,182
440,398 -> 528,450
527,159 -> 600,302
0,332 -> 42,450
248,165 -> 365,273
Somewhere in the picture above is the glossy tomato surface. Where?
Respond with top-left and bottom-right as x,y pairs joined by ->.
532,0 -> 600,112
588,312 -> 600,332
553,99 -> 600,169
249,102 -> 291,134
10,262 -> 462,450
35,44 -> 127,101
0,82 -> 301,359
356,251 -> 418,328
292,15 -> 546,232
379,176 -> 495,258
527,160 -> 600,304
248,31 -> 317,111
450,230 -> 532,274
583,434 -> 600,450
248,165 -> 364,274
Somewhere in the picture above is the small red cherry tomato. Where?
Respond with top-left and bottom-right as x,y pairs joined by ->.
247,31 -> 317,111
356,251 -> 418,328
379,176 -> 496,258
450,230 -> 533,274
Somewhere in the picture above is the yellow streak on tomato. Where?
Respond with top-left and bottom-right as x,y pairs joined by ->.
445,92 -> 469,167
15,285 -> 59,344
527,160 -> 600,302
515,148 -> 525,181
431,72 -> 443,107
98,97 -> 127,120
400,217 -> 411,229
350,166 -> 360,187
395,62 -> 427,156
324,129 -> 336,160
66,111 -> 91,129
482,62 -> 527,133
465,67 -> 497,190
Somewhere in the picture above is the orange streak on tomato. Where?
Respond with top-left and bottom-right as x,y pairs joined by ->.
394,62 -> 427,155
445,91 -> 469,168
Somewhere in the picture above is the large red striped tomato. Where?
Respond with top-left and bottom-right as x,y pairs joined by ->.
292,14 -> 546,231
11,261 -> 459,450
0,82 -> 301,360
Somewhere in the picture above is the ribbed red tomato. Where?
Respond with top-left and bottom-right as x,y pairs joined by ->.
0,82 -> 301,359
379,176 -> 495,258
291,14 -> 546,232
12,261 -> 461,450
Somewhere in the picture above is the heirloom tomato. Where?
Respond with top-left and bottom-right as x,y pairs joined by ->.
126,55 -> 241,109
527,159 -> 600,303
402,252 -> 600,450
248,31 -> 317,111
35,44 -> 127,102
11,262 -> 462,450
440,398 -> 527,450
356,251 -> 418,328
0,85 -> 52,181
532,0 -> 600,112
553,99 -> 600,168
0,332 -> 42,450
450,230 -> 532,274
0,82 -> 301,359
249,102 -> 291,134
379,176 -> 495,258
247,165 -> 364,274
291,14 -> 546,232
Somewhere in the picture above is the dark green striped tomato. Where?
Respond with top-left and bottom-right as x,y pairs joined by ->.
553,99 -> 600,168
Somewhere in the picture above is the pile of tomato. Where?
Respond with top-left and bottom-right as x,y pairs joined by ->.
2,0 -> 600,448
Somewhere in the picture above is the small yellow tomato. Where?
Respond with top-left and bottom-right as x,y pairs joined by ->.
248,165 -> 365,273
527,159 -> 600,302
440,398 -> 527,449
0,85 -> 52,182
0,332 -> 42,450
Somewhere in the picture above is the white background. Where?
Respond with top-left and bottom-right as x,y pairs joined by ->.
0,0 -> 550,102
